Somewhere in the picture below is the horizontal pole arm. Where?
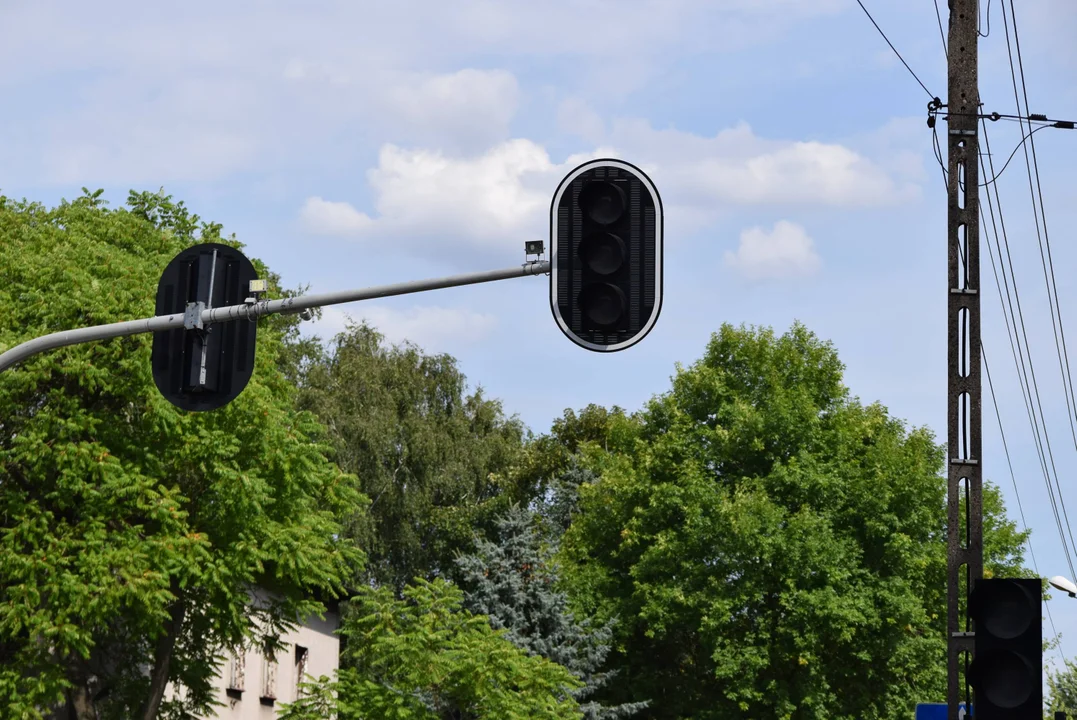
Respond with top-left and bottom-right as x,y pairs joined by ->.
0,261 -> 550,373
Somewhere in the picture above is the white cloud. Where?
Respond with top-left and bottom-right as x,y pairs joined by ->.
365,140 -> 554,240
23,65 -> 523,185
298,120 -> 916,258
0,0 -> 855,185
724,220 -> 822,280
693,141 -> 896,205
298,140 -> 613,257
301,197 -> 374,235
609,120 -> 918,208
281,64 -> 521,153
382,69 -> 520,152
312,304 -> 498,351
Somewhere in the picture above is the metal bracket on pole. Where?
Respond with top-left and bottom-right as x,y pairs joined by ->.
183,302 -> 206,331
193,248 -> 219,389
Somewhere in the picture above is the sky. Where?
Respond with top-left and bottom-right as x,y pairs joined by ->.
3,0 -> 1077,690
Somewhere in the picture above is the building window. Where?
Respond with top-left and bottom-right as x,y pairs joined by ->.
227,652 -> 245,693
295,645 -> 310,697
261,655 -> 277,702
226,652 -> 245,701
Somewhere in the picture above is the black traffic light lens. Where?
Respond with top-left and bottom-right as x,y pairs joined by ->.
579,232 -> 626,275
578,181 -> 626,225
973,650 -> 1034,708
971,579 -> 1035,638
578,283 -> 626,327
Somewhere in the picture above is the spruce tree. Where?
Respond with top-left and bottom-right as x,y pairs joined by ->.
454,502 -> 648,720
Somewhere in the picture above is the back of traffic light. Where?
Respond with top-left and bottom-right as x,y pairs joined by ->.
152,243 -> 260,412
550,159 -> 663,352
968,577 -> 1042,719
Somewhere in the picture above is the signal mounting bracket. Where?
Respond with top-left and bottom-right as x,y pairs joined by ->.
183,301 -> 206,331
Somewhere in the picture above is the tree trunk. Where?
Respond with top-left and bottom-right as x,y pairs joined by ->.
138,585 -> 186,720
68,683 -> 98,720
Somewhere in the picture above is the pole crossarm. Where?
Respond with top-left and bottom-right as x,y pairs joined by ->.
0,261 -> 551,373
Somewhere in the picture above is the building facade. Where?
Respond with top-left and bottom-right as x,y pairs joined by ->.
165,590 -> 341,719
213,607 -> 339,719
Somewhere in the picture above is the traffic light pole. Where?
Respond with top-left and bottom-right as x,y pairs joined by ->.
0,260 -> 551,373
946,0 -> 982,717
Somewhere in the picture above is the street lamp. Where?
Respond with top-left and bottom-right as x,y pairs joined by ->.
1049,575 -> 1077,598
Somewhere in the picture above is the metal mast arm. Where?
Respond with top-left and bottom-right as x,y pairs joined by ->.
0,261 -> 550,373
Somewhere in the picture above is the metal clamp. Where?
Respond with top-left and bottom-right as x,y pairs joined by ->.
184,301 -> 206,331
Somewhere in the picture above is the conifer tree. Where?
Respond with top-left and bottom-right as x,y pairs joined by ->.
454,504 -> 647,720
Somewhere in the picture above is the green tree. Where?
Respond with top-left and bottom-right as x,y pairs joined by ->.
1048,658 -> 1077,718
506,405 -> 631,514
454,504 -> 648,719
280,578 -> 584,720
295,321 -> 525,593
0,190 -> 364,719
554,322 -> 1030,720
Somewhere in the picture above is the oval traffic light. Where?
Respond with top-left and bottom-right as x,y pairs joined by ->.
550,159 -> 663,353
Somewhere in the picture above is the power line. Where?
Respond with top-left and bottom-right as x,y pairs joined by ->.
925,13 -> 1077,585
980,177 -> 1076,585
854,0 -> 935,98
979,121 -> 1077,578
932,0 -> 948,56
978,124 -> 1056,187
1003,0 -> 1077,474
945,110 -> 1077,127
934,121 -> 1058,189
928,103 -> 1074,188
978,130 -> 1075,668
1002,0 -> 1077,538
927,103 -> 1077,585
925,0 -> 996,55
983,344 -> 1064,663
978,0 -> 993,38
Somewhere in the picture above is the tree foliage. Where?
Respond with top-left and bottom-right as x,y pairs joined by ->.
281,578 -> 584,720
0,189 -> 364,719
553,322 -> 1030,720
0,186 -> 1040,720
295,321 -> 525,593
1048,658 -> 1077,718
454,504 -> 647,719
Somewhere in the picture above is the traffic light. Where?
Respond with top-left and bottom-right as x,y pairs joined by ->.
550,158 -> 663,352
968,577 -> 1042,719
152,243 -> 259,412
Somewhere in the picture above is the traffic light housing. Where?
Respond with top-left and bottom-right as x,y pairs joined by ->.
550,158 -> 663,352
152,243 -> 259,412
968,577 -> 1042,719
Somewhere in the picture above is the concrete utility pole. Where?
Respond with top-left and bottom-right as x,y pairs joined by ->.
946,0 -> 982,717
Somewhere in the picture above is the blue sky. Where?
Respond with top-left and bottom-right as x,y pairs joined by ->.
3,0 -> 1077,687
